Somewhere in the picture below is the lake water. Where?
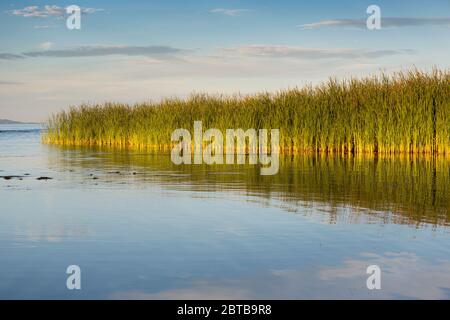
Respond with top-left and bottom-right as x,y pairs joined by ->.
1,123 -> 450,299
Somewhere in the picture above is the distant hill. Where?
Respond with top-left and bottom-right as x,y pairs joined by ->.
0,119 -> 37,124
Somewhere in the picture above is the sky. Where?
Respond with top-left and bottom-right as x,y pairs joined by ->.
0,0 -> 449,122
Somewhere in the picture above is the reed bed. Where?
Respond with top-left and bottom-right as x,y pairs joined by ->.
43,69 -> 450,155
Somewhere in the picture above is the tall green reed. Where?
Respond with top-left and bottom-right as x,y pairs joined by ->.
43,69 -> 450,155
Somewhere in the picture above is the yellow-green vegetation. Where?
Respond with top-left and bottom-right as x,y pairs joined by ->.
43,69 -> 450,155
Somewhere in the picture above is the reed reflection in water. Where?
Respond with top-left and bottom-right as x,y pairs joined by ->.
48,145 -> 450,227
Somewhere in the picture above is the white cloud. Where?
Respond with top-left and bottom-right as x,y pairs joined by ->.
0,81 -> 23,85
209,8 -> 249,17
218,45 -> 414,60
0,53 -> 24,60
300,17 -> 450,29
0,43 -> 414,62
38,42 -> 54,50
33,25 -> 53,29
21,45 -> 188,59
1,45 -> 188,60
7,5 -> 103,18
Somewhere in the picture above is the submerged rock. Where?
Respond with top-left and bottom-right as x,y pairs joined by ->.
36,176 -> 53,180
1,175 -> 24,180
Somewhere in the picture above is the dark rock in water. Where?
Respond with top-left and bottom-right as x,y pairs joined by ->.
24,173 -> 30,176
1,175 -> 24,180
132,172 -> 137,175
92,176 -> 99,180
37,176 -> 53,180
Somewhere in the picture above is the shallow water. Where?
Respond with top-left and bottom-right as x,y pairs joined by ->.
1,124 -> 449,299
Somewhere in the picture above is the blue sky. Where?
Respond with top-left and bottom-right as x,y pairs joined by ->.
0,0 -> 449,121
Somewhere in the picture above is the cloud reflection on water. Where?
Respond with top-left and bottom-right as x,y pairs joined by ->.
110,252 -> 450,300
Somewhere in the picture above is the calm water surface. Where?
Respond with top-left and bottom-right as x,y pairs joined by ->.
1,124 -> 449,299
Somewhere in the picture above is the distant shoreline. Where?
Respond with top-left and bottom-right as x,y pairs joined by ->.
0,119 -> 39,125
